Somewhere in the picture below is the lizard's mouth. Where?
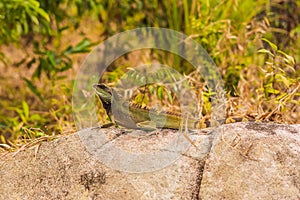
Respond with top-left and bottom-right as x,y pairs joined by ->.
93,83 -> 113,103
93,84 -> 112,94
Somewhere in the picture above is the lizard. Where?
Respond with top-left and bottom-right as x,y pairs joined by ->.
93,83 -> 250,131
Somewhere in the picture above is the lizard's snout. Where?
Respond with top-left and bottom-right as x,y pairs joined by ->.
93,84 -> 100,89
93,83 -> 112,96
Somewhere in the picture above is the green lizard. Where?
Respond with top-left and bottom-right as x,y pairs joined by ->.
93,83 -> 248,131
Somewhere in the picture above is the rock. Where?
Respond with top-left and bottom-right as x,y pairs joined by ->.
0,127 -> 211,199
0,122 -> 299,199
200,122 -> 300,200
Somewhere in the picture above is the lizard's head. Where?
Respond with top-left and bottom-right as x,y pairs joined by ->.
93,84 -> 112,105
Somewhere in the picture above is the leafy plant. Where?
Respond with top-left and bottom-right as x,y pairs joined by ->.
258,38 -> 299,112
21,38 -> 94,101
0,0 -> 50,45
1,0 -> 300,151
0,100 -> 46,143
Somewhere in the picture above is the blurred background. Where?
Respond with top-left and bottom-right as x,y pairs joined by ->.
0,0 -> 299,151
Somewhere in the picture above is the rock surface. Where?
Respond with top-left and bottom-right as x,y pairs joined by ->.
200,123 -> 300,200
0,122 -> 299,199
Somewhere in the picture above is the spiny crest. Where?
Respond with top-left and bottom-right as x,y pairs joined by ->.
128,102 -> 182,116
129,102 -> 150,110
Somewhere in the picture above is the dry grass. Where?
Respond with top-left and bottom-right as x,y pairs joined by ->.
0,5 -> 299,153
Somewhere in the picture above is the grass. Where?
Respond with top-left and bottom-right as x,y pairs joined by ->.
0,0 -> 299,153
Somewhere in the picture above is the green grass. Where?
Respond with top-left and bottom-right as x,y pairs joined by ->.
0,0 -> 299,151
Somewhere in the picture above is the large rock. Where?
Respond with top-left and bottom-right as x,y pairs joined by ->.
200,123 -> 300,200
0,122 -> 299,199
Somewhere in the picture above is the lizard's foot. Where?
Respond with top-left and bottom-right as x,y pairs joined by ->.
188,127 -> 214,135
134,130 -> 158,138
135,121 -> 157,131
100,122 -> 115,128
123,129 -> 135,134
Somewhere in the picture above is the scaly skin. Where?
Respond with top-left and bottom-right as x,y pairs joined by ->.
93,84 -> 248,130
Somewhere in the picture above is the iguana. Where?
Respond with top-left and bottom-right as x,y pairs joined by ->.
93,83 -> 249,131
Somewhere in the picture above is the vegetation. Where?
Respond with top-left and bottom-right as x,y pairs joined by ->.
0,0 -> 299,152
